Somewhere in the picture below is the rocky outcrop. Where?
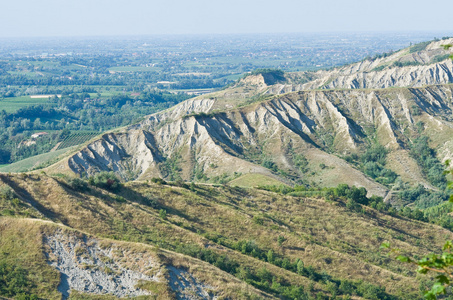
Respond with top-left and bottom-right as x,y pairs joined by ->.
136,97 -> 216,131
44,229 -> 219,299
302,60 -> 453,90
45,232 -> 161,299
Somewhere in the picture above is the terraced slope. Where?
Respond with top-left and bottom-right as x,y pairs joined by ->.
1,173 -> 452,299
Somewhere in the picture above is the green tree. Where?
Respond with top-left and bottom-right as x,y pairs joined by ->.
277,235 -> 286,246
267,249 -> 275,263
296,259 -> 305,275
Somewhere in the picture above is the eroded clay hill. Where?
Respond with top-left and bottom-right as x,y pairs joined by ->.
276,38 -> 453,91
49,84 -> 453,195
43,39 -> 453,194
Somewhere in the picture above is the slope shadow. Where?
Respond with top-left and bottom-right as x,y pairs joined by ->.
0,174 -> 66,222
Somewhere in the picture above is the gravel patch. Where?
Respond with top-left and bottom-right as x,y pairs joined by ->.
44,232 -> 160,299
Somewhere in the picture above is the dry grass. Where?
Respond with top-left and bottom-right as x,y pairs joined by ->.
1,173 -> 450,298
1,217 -> 273,299
228,173 -> 287,188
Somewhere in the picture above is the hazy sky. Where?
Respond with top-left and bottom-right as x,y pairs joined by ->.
1,0 -> 453,37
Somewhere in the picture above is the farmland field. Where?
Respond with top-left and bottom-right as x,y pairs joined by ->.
0,147 -> 73,172
56,132 -> 99,150
0,96 -> 54,113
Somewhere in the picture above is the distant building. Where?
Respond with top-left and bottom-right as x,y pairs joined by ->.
31,132 -> 48,139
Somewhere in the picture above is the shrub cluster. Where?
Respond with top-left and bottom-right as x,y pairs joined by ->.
0,260 -> 38,300
343,144 -> 397,186
409,136 -> 447,189
174,243 -> 311,299
87,172 -> 121,192
0,185 -> 16,200
202,232 -> 393,299
65,177 -> 89,192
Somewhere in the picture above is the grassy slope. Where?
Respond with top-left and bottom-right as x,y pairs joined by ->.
228,173 -> 288,188
0,218 -> 61,299
0,147 -> 74,173
0,217 -> 271,300
1,173 -> 451,299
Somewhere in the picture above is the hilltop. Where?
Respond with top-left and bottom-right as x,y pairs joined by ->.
282,38 -> 453,91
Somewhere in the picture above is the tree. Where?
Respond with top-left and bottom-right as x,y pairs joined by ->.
267,249 -> 275,263
296,259 -> 304,275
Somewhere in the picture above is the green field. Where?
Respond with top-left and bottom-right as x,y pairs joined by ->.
0,89 -> 126,114
0,147 -> 73,173
87,91 -> 121,98
7,71 -> 42,77
0,96 -> 54,113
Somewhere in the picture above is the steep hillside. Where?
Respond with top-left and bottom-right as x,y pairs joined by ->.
1,173 -> 453,299
47,83 -> 453,200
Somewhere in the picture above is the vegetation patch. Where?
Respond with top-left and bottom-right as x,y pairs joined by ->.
228,173 -> 287,188
409,41 -> 431,53
87,172 -> 122,192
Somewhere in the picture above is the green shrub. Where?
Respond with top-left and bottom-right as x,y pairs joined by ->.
114,196 -> 126,203
409,41 -> 430,53
0,260 -> 37,299
252,215 -> 264,225
0,186 -> 16,200
431,54 -> 451,63
88,172 -> 121,192
360,145 -> 397,184
159,209 -> 167,219
361,145 -> 387,166
392,61 -> 421,68
277,235 -> 286,246
262,159 -> 278,172
150,177 -> 167,185
142,193 -> 159,208
66,177 -> 89,191
371,65 -> 386,72
410,136 -> 447,189
294,154 -> 309,173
